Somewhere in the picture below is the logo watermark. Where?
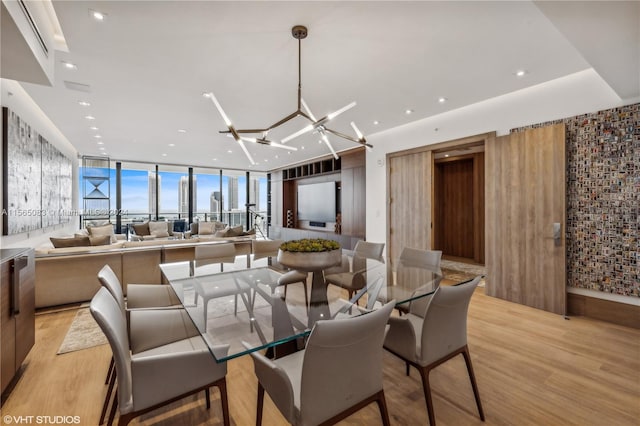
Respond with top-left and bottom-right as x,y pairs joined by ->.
2,415 -> 81,424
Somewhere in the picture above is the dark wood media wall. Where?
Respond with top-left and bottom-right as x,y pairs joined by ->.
281,148 -> 366,239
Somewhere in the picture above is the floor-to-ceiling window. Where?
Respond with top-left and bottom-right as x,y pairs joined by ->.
79,161 -> 268,235
193,167 -> 222,222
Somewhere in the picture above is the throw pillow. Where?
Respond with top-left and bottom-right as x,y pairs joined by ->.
213,221 -> 227,231
149,221 -> 170,238
214,230 -> 227,238
50,236 -> 90,248
132,222 -> 151,236
87,224 -> 117,243
74,229 -> 90,238
241,228 -> 256,236
198,222 -> 215,235
89,235 -> 112,246
166,220 -> 174,236
224,225 -> 244,237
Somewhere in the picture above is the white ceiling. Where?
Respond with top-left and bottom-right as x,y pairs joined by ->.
17,1 -> 640,172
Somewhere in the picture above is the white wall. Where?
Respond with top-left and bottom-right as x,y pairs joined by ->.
0,78 -> 79,249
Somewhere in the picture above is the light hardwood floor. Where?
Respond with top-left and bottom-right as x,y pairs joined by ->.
2,288 -> 639,425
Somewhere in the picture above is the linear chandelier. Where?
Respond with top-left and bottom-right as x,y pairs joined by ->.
205,25 -> 372,165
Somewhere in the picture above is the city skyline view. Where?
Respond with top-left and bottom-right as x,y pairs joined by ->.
81,167 -> 267,216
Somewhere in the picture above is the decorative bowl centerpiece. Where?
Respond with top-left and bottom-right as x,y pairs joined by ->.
277,238 -> 342,272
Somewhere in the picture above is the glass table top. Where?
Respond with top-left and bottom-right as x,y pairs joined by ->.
159,250 -> 444,362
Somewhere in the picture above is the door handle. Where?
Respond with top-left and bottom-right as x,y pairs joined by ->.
553,223 -> 561,245
11,255 -> 29,315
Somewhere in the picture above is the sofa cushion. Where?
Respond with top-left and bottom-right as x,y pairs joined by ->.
149,221 -> 170,238
50,236 -> 90,248
224,225 -> 244,237
89,235 -> 112,246
198,222 -> 215,235
214,229 -> 227,238
87,224 -> 117,243
132,222 -> 151,236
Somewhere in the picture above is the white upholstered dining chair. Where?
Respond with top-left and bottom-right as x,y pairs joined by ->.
193,243 -> 252,327
90,287 -> 230,426
383,277 -> 484,425
395,247 -> 443,317
246,300 -> 395,426
324,240 -> 385,302
252,239 -> 309,309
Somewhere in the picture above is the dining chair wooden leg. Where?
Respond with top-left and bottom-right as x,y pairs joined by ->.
217,378 -> 230,426
256,383 -> 265,426
406,361 -> 410,376
107,390 -> 118,426
418,366 -> 436,426
205,388 -> 211,409
302,281 -> 309,313
462,346 -> 485,421
376,390 -> 391,426
105,357 -> 114,384
100,368 -> 116,424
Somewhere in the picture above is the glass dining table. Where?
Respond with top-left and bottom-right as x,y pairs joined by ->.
159,249 -> 444,362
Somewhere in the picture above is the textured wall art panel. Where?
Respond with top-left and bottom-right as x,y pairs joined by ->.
2,108 -> 43,234
41,138 -> 73,227
511,103 -> 639,297
2,107 -> 73,235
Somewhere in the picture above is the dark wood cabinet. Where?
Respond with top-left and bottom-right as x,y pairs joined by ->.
1,248 -> 35,398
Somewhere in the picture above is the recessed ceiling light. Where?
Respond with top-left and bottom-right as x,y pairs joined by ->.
168,143 -> 175,147
301,146 -> 305,150
161,153 -> 167,157
98,147 -> 105,151
96,141 -> 104,145
177,129 -> 187,133
264,159 -> 269,162
438,97 -> 447,103
202,92 -> 212,98
444,154 -> 450,158
227,150 -> 233,154
373,120 -> 379,125
78,101 -> 91,107
212,158 -> 217,161
90,10 -> 106,21
287,151 -> 291,155
275,155 -> 279,159
405,109 -> 413,115
89,126 -> 99,131
515,70 -> 527,77
62,61 -> 77,70
85,115 -> 95,120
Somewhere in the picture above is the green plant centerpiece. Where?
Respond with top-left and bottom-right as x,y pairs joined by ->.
277,238 -> 342,272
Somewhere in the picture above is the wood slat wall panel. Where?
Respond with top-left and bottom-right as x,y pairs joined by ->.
485,124 -> 566,315
387,151 -> 432,264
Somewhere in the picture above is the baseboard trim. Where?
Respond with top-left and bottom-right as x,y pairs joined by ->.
567,293 -> 640,329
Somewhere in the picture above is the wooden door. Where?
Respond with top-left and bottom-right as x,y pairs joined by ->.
435,158 -> 475,258
485,124 -> 566,315
387,151 -> 432,264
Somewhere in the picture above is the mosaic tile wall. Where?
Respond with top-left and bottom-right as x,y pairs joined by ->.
511,103 -> 639,297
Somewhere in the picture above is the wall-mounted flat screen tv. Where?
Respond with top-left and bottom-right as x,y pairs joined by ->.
297,181 -> 336,223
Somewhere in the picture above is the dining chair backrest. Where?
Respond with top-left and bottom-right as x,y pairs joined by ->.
354,240 -> 385,260
90,287 -> 134,414
420,277 -> 480,365
397,248 -> 443,317
97,264 -> 126,313
399,247 -> 442,269
252,239 -> 283,259
195,243 -> 236,266
299,300 -> 395,425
